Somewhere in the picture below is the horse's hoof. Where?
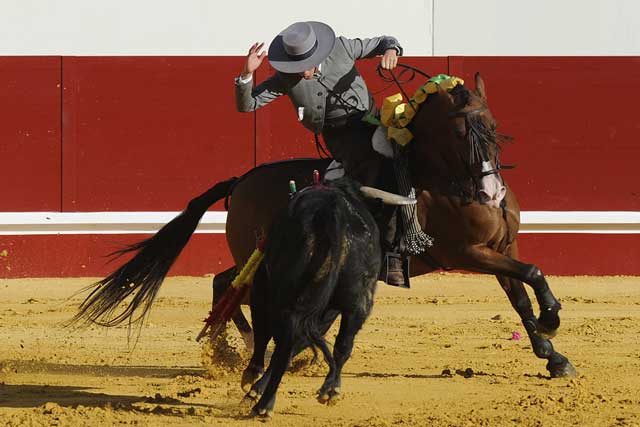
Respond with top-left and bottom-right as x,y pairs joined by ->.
547,360 -> 577,378
535,326 -> 558,340
241,367 -> 263,392
536,306 -> 561,339
536,304 -> 562,339
317,387 -> 341,406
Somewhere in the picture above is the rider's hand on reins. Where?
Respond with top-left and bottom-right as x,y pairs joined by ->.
381,48 -> 399,70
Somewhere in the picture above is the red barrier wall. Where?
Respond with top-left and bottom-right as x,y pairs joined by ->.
0,234 -> 229,278
0,56 -> 639,277
0,57 -> 61,211
62,57 -> 254,212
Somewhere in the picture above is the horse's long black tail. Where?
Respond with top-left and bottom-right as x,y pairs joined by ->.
71,177 -> 237,327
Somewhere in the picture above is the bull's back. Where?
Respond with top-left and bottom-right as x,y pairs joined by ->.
226,158 -> 332,267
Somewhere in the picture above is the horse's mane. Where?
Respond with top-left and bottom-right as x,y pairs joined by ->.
450,84 -> 512,149
408,82 -> 513,203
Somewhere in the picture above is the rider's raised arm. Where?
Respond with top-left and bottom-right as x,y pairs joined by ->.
338,35 -> 403,61
235,73 -> 285,113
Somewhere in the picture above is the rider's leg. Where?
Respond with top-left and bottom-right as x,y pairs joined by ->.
374,158 -> 407,287
322,123 -> 406,286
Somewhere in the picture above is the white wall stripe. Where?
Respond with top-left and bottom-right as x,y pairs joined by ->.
1,0 -> 638,55
0,211 -> 639,235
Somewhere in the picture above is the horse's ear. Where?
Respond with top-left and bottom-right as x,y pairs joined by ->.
475,72 -> 487,100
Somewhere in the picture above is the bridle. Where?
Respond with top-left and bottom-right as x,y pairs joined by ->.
379,64 -> 514,188
449,107 -> 514,180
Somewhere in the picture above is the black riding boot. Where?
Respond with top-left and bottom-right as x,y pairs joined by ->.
378,209 -> 409,288
374,168 -> 409,288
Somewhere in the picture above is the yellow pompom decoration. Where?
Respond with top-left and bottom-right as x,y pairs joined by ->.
439,76 -> 464,92
423,81 -> 439,95
381,93 -> 404,127
388,127 -> 414,146
379,75 -> 464,146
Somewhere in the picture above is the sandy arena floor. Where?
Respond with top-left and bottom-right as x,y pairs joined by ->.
1,274 -> 639,426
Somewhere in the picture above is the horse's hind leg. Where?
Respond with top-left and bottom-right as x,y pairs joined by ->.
317,310 -> 367,405
212,266 -> 253,350
464,244 -> 562,339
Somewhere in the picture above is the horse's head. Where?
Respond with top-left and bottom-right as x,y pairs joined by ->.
410,73 -> 507,207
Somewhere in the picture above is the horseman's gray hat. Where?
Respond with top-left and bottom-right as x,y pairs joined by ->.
268,21 -> 336,74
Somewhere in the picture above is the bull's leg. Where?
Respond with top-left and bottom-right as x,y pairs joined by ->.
243,305 -> 340,403
493,242 -> 576,378
464,244 -> 562,339
250,319 -> 296,418
317,311 -> 367,405
243,365 -> 272,405
212,266 -> 253,350
242,266 -> 271,392
241,306 -> 270,392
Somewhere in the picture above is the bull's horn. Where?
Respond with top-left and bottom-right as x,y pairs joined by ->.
360,186 -> 417,205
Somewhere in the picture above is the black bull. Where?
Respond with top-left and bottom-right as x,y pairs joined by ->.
242,177 -> 381,417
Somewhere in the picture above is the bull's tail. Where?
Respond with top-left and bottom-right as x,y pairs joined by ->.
71,177 -> 237,327
265,190 -> 344,355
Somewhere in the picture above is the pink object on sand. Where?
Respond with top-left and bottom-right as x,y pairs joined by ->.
511,331 -> 522,341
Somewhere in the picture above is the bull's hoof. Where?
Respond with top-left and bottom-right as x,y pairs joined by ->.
547,359 -> 577,378
317,386 -> 341,406
241,366 -> 264,392
250,407 -> 273,419
241,389 -> 261,405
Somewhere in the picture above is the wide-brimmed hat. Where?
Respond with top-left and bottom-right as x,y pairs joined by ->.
268,21 -> 336,74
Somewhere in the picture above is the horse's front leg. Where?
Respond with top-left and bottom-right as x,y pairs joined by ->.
464,243 -> 561,338
468,242 -> 576,378
496,274 -> 576,377
494,242 -> 576,378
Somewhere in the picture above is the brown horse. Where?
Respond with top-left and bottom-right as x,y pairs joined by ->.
73,73 -> 576,379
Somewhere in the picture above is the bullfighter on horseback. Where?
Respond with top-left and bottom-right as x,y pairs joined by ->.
235,21 -> 431,287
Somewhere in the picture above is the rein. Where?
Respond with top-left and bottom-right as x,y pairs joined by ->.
375,64 -> 432,113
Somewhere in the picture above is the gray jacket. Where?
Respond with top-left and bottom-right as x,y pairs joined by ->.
235,36 -> 403,134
